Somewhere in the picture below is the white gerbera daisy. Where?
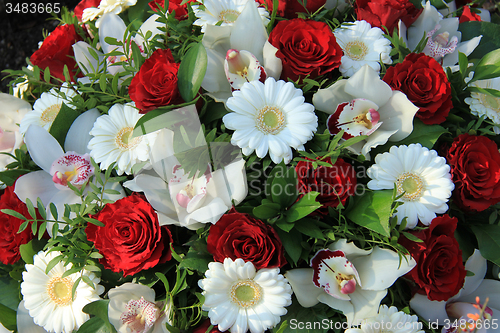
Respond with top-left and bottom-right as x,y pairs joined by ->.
19,84 -> 77,135
367,144 -> 454,228
346,305 -> 424,333
465,77 -> 500,134
334,20 -> 392,78
192,0 -> 269,33
199,258 -> 292,333
21,250 -> 104,333
223,77 -> 318,164
88,103 -> 154,175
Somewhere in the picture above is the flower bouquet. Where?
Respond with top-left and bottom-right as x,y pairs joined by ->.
1,0 -> 500,332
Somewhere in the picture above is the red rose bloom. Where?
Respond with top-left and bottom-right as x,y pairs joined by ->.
383,53 -> 452,125
149,0 -> 194,20
399,215 -> 466,301
74,0 -> 100,21
0,185 -> 37,265
268,18 -> 342,82
30,24 -> 82,82
86,195 -> 173,276
446,134 -> 500,212
355,0 -> 422,34
207,208 -> 286,269
459,6 -> 481,23
296,157 -> 357,214
256,0 -> 326,19
129,49 -> 184,113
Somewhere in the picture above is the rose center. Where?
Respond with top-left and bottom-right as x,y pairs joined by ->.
41,103 -> 62,124
256,106 -> 285,135
396,172 -> 424,201
218,9 -> 240,23
345,41 -> 368,61
115,127 -> 142,151
481,94 -> 500,111
47,276 -> 74,306
229,280 -> 262,308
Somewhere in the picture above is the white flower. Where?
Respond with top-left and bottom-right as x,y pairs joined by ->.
285,239 -> 415,326
313,65 -> 418,158
346,305 -> 424,333
108,283 -> 172,333
465,77 -> 500,134
82,0 -> 137,27
334,20 -> 392,78
223,77 -> 317,164
20,250 -> 104,333
410,250 -> 500,333
88,103 -> 155,175
199,258 -> 292,333
367,144 -> 454,228
193,0 -> 269,33
19,85 -> 77,135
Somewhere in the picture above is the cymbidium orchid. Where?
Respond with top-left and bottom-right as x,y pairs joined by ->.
224,49 -> 267,90
312,65 -> 418,158
410,250 -> 500,333
285,239 -> 416,325
399,1 -> 482,70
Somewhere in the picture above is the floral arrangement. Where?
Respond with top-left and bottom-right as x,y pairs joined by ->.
1,0 -> 500,332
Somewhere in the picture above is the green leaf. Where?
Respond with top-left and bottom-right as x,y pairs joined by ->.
471,224 -> 500,266
276,227 -> 302,265
393,118 -> 447,149
253,203 -> 281,220
295,219 -> 326,240
401,231 -> 424,243
49,103 -> 80,148
0,303 -> 16,331
285,192 -> 322,223
76,316 -> 116,333
44,67 -> 51,82
0,169 -> 30,186
275,218 -> 295,232
26,198 -> 37,220
132,105 -> 192,137
19,238 -> 46,265
459,21 -> 500,60
271,164 -> 298,208
346,190 -> 393,237
470,48 -> 500,83
177,42 -> 207,102
1,208 -> 27,221
458,52 -> 468,78
0,276 -> 21,311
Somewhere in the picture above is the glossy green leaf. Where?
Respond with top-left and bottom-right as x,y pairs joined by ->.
470,48 -> 500,83
346,190 -> 393,237
49,103 -> 80,148
253,202 -> 281,219
276,227 -> 302,265
285,192 -> 321,223
0,303 -> 16,331
471,224 -> 500,266
177,42 -> 207,102
459,21 -> 500,60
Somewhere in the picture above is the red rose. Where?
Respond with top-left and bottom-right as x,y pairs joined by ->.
149,0 -> 194,20
256,0 -> 326,19
193,319 -> 222,333
399,215 -> 466,301
86,195 -> 172,276
459,6 -> 481,23
129,49 -> 184,113
30,24 -> 82,82
296,157 -> 357,214
355,0 -> 422,34
74,0 -> 100,21
207,208 -> 286,269
0,185 -> 37,265
268,18 -> 342,82
446,134 -> 500,212
383,53 -> 452,125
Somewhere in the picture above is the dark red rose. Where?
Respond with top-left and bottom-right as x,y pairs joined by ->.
129,49 -> 184,113
86,195 -> 172,276
355,0 -> 422,34
74,0 -> 100,21
207,208 -> 286,269
30,24 -> 83,82
149,0 -> 194,20
0,185 -> 38,265
296,157 -> 357,214
383,53 -> 452,125
446,134 -> 500,212
399,215 -> 466,301
459,6 -> 481,23
268,18 -> 343,82
256,0 -> 327,19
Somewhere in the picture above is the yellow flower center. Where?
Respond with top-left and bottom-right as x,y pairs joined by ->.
218,9 -> 240,23
396,172 -> 425,201
345,41 -> 368,61
41,103 -> 62,124
115,127 -> 142,151
229,280 -> 262,308
256,106 -> 285,135
47,276 -> 74,306
481,94 -> 500,112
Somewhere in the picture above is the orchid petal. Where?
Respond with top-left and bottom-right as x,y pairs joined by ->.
263,41 -> 282,80
64,108 -> 100,154
184,197 -> 228,226
202,48 -> 232,96
456,249 -> 487,300
25,125 -> 64,173
328,239 -> 372,260
410,293 -> 448,324
72,41 -> 103,75
349,289 -> 387,325
344,65 -> 392,108
457,36 -> 482,57
447,302 -> 481,320
0,93 -> 31,132
14,171 -> 59,206
478,9 -> 491,22
136,14 -> 164,46
351,247 -> 416,291
123,174 -> 176,217
378,91 -> 419,141
458,279 -> 500,311
17,301 -> 49,333
222,158 -> 247,204
312,79 -> 350,114
407,2 -> 442,51
362,129 -> 396,157
99,13 -> 127,54
285,269 -> 323,308
318,293 -> 354,324
398,21 -> 409,50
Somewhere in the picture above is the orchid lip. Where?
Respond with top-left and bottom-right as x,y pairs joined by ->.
49,152 -> 94,189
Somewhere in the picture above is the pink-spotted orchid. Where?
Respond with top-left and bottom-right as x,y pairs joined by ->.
285,239 -> 416,326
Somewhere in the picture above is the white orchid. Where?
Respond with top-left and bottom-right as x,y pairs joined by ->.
312,65 -> 418,158
285,239 -> 416,326
82,0 -> 138,27
399,1 -> 482,70
410,250 -> 500,333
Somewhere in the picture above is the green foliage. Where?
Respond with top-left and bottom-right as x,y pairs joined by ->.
471,224 -> 500,266
177,42 -> 207,102
81,300 -> 117,333
459,21 -> 500,60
